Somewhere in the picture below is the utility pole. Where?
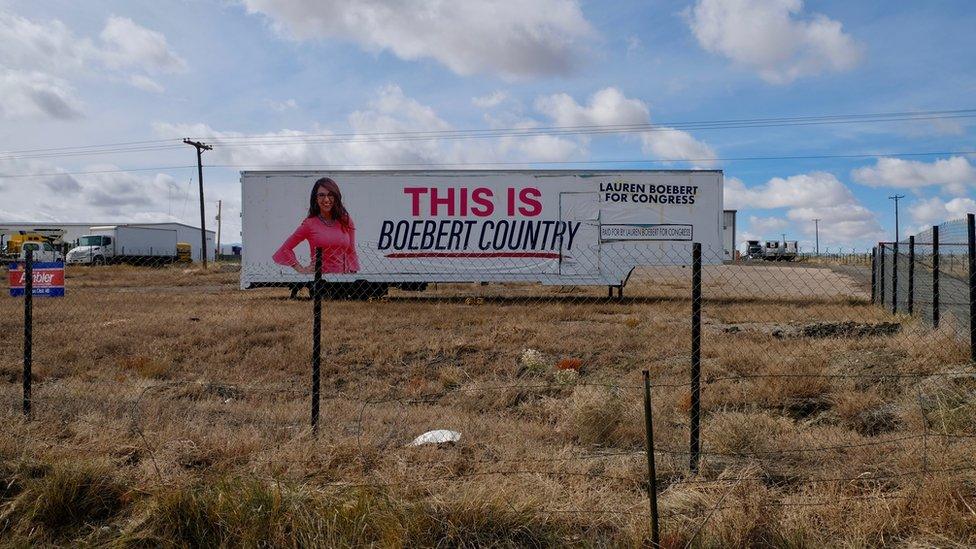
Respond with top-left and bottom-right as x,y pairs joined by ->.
813,219 -> 820,256
889,195 -> 905,244
216,199 -> 222,261
183,139 -> 212,268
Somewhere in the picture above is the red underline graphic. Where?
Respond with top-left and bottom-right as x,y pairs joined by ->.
385,252 -> 562,259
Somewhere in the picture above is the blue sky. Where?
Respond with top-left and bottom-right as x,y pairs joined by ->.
1,0 -> 975,251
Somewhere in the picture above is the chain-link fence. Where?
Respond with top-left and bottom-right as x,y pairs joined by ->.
3,231 -> 976,546
877,216 -> 974,338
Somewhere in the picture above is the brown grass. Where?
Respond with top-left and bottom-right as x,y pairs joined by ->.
0,262 -> 974,546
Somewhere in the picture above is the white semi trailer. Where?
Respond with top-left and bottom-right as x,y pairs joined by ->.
66,225 -> 178,265
762,240 -> 798,261
240,170 -> 725,296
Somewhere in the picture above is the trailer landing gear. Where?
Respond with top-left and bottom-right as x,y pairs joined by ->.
607,285 -> 623,300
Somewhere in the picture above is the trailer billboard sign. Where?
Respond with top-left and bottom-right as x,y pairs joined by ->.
8,261 -> 65,297
240,170 -> 723,288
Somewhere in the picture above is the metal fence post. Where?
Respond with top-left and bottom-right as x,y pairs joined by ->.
892,240 -> 899,315
311,247 -> 323,433
908,236 -> 915,316
871,247 -> 877,304
690,243 -> 702,474
968,214 -> 976,364
642,370 -> 660,548
933,225 -> 940,329
879,244 -> 886,308
23,249 -> 33,416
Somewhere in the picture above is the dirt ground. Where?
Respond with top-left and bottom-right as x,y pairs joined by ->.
1,261 -> 975,546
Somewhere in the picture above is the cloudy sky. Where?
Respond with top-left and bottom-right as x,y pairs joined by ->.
1,0 -> 975,251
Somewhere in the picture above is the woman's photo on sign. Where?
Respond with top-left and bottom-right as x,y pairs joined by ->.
273,177 -> 360,276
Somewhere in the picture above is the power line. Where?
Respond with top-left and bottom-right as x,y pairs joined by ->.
201,112 -> 976,148
0,165 -> 196,178
2,149 -> 976,179
0,108 -> 973,161
199,108 -> 976,142
0,138 -> 180,155
0,144 -> 187,161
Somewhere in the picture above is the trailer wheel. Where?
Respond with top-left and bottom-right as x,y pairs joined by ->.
345,281 -> 387,300
367,282 -> 389,299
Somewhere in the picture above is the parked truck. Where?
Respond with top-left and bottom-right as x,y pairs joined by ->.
15,241 -> 63,262
1,229 -> 67,262
745,240 -> 763,259
762,240 -> 798,261
240,170 -> 726,297
65,225 -> 178,265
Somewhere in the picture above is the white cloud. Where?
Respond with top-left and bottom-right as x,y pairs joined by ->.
267,98 -> 298,112
155,84 -> 583,168
731,172 -> 883,244
128,74 -> 165,93
472,91 -> 508,109
0,69 -> 84,119
0,10 -> 184,120
626,35 -> 642,54
239,0 -> 594,78
723,177 -> 750,210
158,86 -> 709,169
909,197 -> 976,231
748,215 -> 789,235
0,12 -> 92,74
536,87 -> 648,127
0,159 -> 179,220
98,16 -> 187,73
687,0 -> 863,84
724,172 -> 855,210
640,130 -> 715,166
39,173 -> 82,194
851,156 -> 976,196
534,87 -> 716,166
786,203 -> 881,242
494,126 -> 582,162
0,157 -> 242,237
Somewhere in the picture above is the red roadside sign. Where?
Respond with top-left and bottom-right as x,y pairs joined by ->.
7,261 -> 65,297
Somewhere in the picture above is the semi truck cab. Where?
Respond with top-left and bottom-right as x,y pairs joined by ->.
66,235 -> 113,265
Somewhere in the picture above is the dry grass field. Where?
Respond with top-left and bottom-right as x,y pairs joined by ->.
1,262 -> 975,547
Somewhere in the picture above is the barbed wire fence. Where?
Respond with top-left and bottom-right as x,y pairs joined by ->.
3,214 -> 976,545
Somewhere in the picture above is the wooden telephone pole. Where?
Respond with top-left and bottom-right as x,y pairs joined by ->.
183,139 -> 212,267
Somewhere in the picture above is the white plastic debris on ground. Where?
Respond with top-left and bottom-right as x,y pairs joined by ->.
408,430 -> 461,446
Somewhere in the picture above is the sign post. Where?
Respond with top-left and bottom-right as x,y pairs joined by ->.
23,251 -> 32,416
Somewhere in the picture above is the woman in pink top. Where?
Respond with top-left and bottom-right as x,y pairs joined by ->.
273,177 -> 360,277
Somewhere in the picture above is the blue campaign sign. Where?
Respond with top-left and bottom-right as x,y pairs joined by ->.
8,261 -> 66,297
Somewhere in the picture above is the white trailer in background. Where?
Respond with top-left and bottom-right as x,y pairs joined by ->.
66,225 -> 178,265
240,170 -> 725,296
0,222 -> 215,263
762,240 -> 799,261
